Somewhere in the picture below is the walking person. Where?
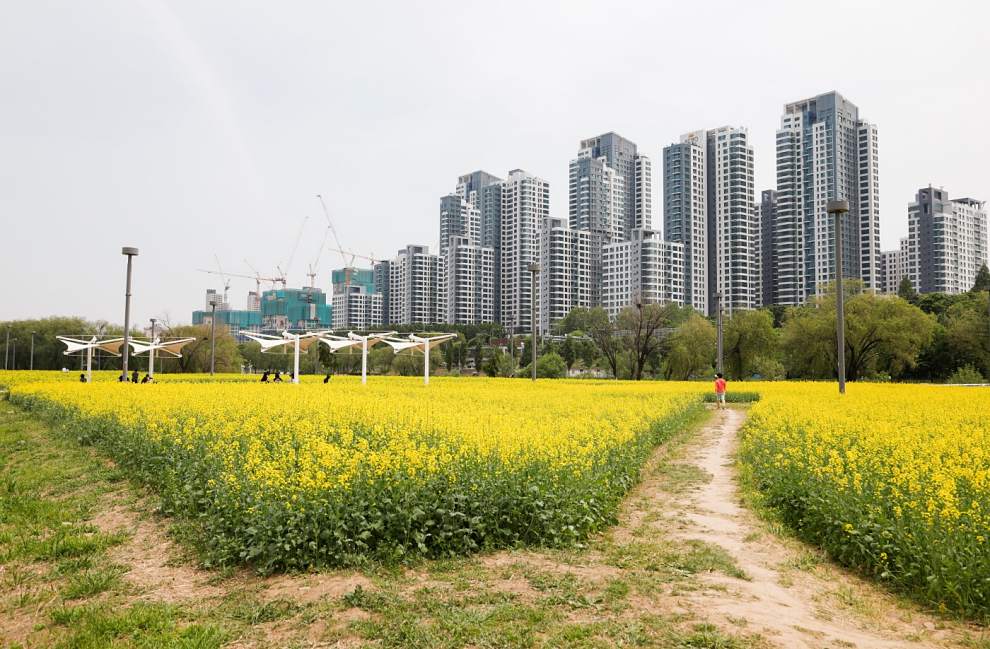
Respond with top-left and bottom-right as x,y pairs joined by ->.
714,372 -> 727,410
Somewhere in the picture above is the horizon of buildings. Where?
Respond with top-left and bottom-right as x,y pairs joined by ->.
195,90 -> 988,336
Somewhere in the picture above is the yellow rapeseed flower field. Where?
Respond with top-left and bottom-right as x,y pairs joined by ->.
1,371 -> 705,571
741,382 -> 990,617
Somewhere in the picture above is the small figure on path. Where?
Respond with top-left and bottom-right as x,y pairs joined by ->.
714,372 -> 727,409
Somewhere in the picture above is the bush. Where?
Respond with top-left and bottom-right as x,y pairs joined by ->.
535,352 -> 567,379
947,364 -> 986,384
703,391 -> 761,403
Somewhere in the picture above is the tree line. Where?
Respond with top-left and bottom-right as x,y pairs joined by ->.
4,263 -> 988,381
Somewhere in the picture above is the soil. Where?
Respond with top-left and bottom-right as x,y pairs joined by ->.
662,407 -> 966,649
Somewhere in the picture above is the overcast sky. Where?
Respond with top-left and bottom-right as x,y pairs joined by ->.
2,0 -> 987,326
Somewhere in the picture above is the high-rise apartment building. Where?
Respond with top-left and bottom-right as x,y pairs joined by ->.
879,237 -> 909,295
454,170 -> 503,320
663,131 -> 707,313
758,190 -> 778,306
439,195 -> 480,256
387,244 -> 442,325
602,229 -> 684,319
442,235 -> 495,324
772,91 -> 880,305
663,127 -> 756,316
569,132 -> 651,306
372,260 -> 390,323
907,187 -> 987,294
331,289 -> 384,330
501,169 -> 549,333
540,216 -> 592,333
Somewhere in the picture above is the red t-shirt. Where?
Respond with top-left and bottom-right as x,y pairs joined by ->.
714,378 -> 727,394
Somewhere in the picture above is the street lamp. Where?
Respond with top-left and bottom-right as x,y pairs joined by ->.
827,199 -> 850,394
149,318 -> 157,378
715,292 -> 724,375
121,246 -> 139,381
4,328 -> 8,370
208,298 -> 218,376
29,331 -> 35,371
528,262 -> 540,381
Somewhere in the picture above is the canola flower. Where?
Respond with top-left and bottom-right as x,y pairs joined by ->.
740,382 -> 990,618
3,372 -> 705,571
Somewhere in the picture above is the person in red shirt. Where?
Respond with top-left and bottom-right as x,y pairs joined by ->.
714,372 -> 727,409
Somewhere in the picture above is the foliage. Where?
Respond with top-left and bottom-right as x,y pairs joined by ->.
946,364 -> 985,384
972,263 -> 990,292
943,292 -> 990,378
702,391 -> 760,403
741,382 -> 990,617
897,276 -> 918,303
5,374 -> 705,571
167,325 -> 243,374
662,314 -> 715,380
722,310 -> 776,380
617,303 -> 680,380
534,352 -> 566,378
779,289 -> 934,380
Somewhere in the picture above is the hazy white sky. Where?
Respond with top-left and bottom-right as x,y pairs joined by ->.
2,0 -> 987,325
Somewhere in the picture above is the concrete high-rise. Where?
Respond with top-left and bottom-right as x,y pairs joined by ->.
880,237 -> 909,295
907,187 -> 987,294
773,91 -> 881,305
442,235 -> 495,324
758,190 -> 778,306
540,216 -> 592,333
663,127 -> 756,316
439,195 -> 480,256
602,229 -> 684,319
569,132 -> 652,305
388,244 -> 441,325
500,169 -> 549,333
455,170 -> 503,319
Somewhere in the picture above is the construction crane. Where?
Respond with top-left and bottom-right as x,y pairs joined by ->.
213,254 -> 231,307
315,194 -> 366,291
199,267 -> 279,297
276,216 -> 308,289
306,225 -> 331,288
245,258 -> 285,291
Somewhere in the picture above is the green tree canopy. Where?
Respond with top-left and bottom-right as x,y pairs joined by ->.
972,263 -> 990,292
898,276 -> 918,303
722,309 -> 776,380
663,313 -> 715,380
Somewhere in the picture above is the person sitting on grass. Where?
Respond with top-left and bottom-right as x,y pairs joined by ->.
260,370 -> 270,383
79,373 -> 87,383
273,370 -> 282,383
714,372 -> 727,410
323,371 -> 332,384
131,369 -> 139,384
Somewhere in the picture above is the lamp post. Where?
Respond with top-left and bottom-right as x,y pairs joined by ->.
29,331 -> 35,371
4,328 -> 8,370
715,292 -> 724,375
149,318 -> 157,378
828,199 -> 849,394
209,299 -> 217,376
121,246 -> 139,381
528,262 -> 540,381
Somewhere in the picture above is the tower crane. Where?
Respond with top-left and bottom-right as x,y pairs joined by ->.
199,267 -> 279,297
316,194 -> 368,290
276,216 -> 308,288
213,253 -> 231,307
245,259 -> 285,291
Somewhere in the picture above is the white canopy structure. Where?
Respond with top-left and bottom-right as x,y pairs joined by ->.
383,333 -> 457,385
56,335 -> 124,383
346,331 -> 396,384
240,331 -> 326,383
128,337 -> 196,378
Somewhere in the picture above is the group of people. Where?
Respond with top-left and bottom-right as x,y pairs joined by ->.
102,370 -> 154,384
258,369 -> 335,383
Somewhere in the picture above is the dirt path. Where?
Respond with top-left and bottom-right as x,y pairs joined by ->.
664,407 -> 963,649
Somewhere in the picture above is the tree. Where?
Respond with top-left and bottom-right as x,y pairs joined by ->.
170,325 -> 243,373
898,276 -> 918,303
780,289 -> 934,380
973,263 -> 990,292
583,308 -> 621,379
663,314 -> 715,380
943,291 -> 990,378
617,303 -> 676,380
722,309 -> 776,379
482,349 -> 516,377
535,352 -> 567,378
